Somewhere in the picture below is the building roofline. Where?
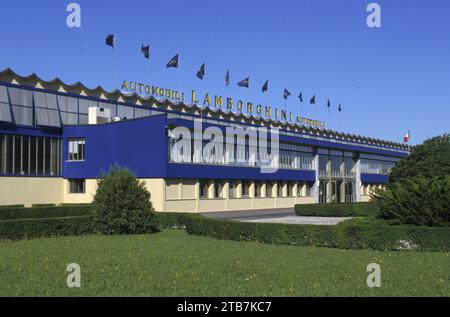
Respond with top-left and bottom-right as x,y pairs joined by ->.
0,68 -> 410,151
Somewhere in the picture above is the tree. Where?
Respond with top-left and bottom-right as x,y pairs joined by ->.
389,134 -> 450,183
92,164 -> 157,234
373,177 -> 450,227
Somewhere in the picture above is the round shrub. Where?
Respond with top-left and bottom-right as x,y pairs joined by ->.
92,164 -> 157,234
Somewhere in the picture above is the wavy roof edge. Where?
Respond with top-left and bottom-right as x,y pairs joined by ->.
0,68 -> 409,151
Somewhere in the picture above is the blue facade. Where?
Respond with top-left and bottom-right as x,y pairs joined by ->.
0,80 -> 409,185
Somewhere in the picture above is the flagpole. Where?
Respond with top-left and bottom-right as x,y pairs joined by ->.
113,46 -> 118,90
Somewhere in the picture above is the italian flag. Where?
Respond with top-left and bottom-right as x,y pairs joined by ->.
403,131 -> 411,143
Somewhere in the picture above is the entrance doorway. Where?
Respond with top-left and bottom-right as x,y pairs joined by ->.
319,180 -> 354,203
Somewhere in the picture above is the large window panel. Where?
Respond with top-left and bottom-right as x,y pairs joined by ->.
12,106 -> 33,126
33,92 -> 58,109
57,95 -> 78,112
35,108 -> 61,127
79,114 -> 88,124
0,102 -> 12,122
60,112 -> 78,125
8,88 -> 33,107
0,135 -> 4,173
0,86 -> 8,103
78,99 -> 97,114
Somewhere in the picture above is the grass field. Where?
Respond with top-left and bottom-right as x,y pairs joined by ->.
0,230 -> 448,296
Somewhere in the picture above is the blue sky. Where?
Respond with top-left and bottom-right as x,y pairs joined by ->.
0,0 -> 449,144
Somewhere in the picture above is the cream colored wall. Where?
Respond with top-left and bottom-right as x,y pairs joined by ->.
63,179 -> 97,204
0,176 -> 316,212
142,178 -> 165,212
161,179 -> 317,213
0,177 -> 63,207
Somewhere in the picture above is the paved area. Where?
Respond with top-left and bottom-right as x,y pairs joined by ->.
201,208 -> 351,225
241,216 -> 352,225
201,208 -> 296,220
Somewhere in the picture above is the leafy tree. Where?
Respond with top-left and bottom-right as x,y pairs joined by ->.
389,134 -> 450,183
92,164 -> 157,234
373,177 -> 450,227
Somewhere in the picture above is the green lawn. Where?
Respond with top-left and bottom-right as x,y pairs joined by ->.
0,230 -> 448,296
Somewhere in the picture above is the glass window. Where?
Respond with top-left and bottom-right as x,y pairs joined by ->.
33,92 -> 58,109
68,139 -> 85,161
69,179 -> 86,194
0,86 -> 8,103
214,181 -> 223,199
242,181 -> 250,198
0,102 -> 12,122
78,99 -> 96,114
57,95 -> 78,112
199,180 -> 208,199
12,106 -> 33,126
8,88 -> 33,107
229,181 -> 237,198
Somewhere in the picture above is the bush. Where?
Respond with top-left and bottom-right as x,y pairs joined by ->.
295,202 -> 378,217
151,212 -> 197,229
92,164 -> 157,235
0,205 -> 92,221
373,177 -> 450,227
389,134 -> 450,183
185,216 -> 450,251
0,216 -> 93,241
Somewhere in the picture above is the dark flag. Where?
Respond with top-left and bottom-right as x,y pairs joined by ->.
237,77 -> 249,88
196,63 -> 205,79
225,70 -> 230,87
338,104 -> 342,112
327,99 -> 331,108
166,54 -> 179,68
262,80 -> 269,93
310,95 -> 316,104
105,34 -> 115,48
298,92 -> 303,102
283,89 -> 291,100
141,45 -> 150,59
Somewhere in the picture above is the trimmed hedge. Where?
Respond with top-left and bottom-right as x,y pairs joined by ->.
0,205 -> 24,209
184,216 -> 450,252
151,212 -> 198,229
0,205 -> 92,221
295,202 -> 378,217
0,216 -> 93,240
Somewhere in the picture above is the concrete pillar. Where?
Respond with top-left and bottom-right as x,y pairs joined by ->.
355,158 -> 361,202
237,182 -> 242,199
249,181 -> 255,198
208,181 -> 214,199
313,153 -> 320,203
282,182 -> 287,197
340,181 -> 346,203
326,181 -> 332,203
261,182 -> 267,198
293,183 -> 298,197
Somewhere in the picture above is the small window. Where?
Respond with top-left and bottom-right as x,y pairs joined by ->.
68,139 -> 85,161
199,180 -> 208,199
69,179 -> 85,194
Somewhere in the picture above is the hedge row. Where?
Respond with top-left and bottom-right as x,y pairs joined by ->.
0,216 -> 94,241
295,202 -> 378,217
0,205 -> 93,221
151,212 -> 198,229
184,216 -> 450,252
